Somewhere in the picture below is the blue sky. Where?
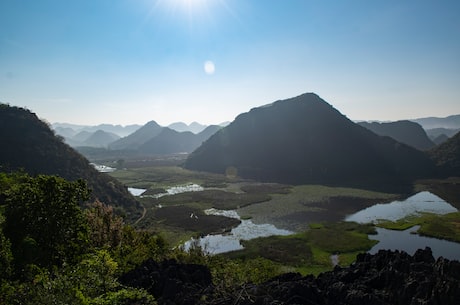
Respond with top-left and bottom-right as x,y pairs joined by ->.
1,0 -> 459,126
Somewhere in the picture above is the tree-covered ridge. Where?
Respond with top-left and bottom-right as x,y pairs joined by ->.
0,104 -> 141,221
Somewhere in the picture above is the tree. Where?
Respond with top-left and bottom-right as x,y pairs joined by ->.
85,200 -> 124,249
0,212 -> 13,279
3,174 -> 91,269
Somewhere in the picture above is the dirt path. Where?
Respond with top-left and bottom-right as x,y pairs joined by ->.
134,202 -> 147,225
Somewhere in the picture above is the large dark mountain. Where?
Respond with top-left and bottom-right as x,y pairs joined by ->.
0,104 -> 141,220
429,131 -> 460,176
184,93 -> 436,192
358,121 -> 435,150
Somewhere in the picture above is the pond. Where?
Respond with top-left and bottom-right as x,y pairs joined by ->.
346,191 -> 460,260
345,191 -> 457,223
128,187 -> 146,196
154,183 -> 204,198
127,183 -> 204,197
184,208 -> 293,254
369,226 -> 460,261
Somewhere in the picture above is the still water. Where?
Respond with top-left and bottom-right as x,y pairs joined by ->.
345,191 -> 457,223
127,184 -> 204,197
369,226 -> 460,261
346,191 -> 460,260
184,208 -> 292,254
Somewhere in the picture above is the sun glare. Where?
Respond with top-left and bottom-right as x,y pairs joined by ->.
166,0 -> 210,15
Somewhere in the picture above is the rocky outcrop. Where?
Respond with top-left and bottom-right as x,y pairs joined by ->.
120,248 -> 460,305
232,247 -> 460,305
120,259 -> 212,305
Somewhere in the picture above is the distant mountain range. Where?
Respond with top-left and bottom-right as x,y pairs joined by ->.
411,115 -> 460,130
0,104 -> 142,221
167,121 -> 208,134
107,121 -> 222,155
52,121 -> 227,154
184,93 -> 438,192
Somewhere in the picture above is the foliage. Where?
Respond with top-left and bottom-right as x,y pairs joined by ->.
112,225 -> 168,273
3,174 -> 90,269
0,250 -> 156,305
0,211 -> 13,279
0,104 -> 142,222
89,288 -> 157,305
85,200 -> 124,249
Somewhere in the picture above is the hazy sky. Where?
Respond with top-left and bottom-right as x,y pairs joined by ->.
1,0 -> 459,126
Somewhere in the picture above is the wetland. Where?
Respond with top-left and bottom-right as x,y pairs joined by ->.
111,163 -> 460,273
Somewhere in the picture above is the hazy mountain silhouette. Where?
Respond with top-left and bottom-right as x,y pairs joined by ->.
140,125 -> 222,154
426,127 -> 460,143
412,115 -> 460,130
432,134 -> 450,146
53,122 -> 141,137
0,104 -> 141,220
168,121 -> 207,134
184,93 -> 436,192
429,131 -> 460,176
109,120 -> 163,150
82,130 -> 120,147
108,120 -> 221,155
358,121 -> 435,150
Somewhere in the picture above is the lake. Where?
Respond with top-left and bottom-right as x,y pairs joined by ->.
345,191 -> 457,223
346,191 -> 460,260
184,208 -> 292,254
127,183 -> 204,198
369,226 -> 460,261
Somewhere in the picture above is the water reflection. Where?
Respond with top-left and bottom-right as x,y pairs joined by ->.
128,187 -> 146,196
369,226 -> 460,261
154,184 -> 204,198
345,192 -> 457,223
184,208 -> 292,254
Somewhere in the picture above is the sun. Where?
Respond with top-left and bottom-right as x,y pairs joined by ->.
204,60 -> 215,75
165,0 -> 210,15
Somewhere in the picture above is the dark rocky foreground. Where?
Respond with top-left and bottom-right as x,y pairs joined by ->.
120,248 -> 460,305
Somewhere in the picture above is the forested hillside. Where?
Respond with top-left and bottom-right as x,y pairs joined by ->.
0,104 -> 141,220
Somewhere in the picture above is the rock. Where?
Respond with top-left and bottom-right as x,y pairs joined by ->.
119,248 -> 460,305
119,258 -> 212,305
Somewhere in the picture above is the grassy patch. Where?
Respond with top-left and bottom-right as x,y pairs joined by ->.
377,212 -> 460,243
223,221 -> 377,275
156,189 -> 271,210
109,166 -> 231,189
